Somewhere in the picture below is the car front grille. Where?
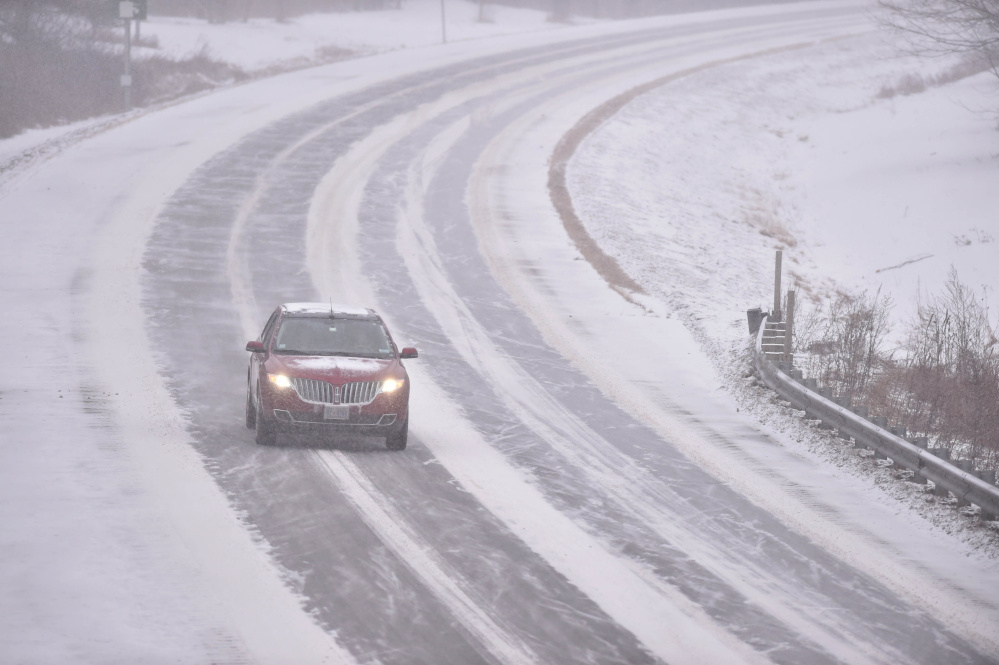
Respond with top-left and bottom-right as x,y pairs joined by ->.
341,380 -> 381,404
291,378 -> 380,405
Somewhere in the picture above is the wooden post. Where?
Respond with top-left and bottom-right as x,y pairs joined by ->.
784,289 -> 795,365
773,250 -> 782,320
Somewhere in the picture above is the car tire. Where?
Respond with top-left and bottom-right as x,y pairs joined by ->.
245,383 -> 257,430
255,388 -> 277,446
385,416 -> 408,451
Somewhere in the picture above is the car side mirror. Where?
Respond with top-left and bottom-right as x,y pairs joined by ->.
245,340 -> 266,353
400,347 -> 418,359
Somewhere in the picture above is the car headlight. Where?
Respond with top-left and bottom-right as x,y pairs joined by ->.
268,374 -> 292,389
381,378 -> 405,393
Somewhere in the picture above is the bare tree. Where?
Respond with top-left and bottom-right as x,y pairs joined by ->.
879,0 -> 999,79
790,290 -> 894,399
860,267 -> 999,466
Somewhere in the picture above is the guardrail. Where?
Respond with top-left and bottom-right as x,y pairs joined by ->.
753,315 -> 999,521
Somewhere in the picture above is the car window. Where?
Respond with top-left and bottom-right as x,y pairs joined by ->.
273,318 -> 395,359
260,310 -> 280,344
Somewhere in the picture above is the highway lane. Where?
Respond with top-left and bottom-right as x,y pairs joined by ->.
141,5 -> 997,664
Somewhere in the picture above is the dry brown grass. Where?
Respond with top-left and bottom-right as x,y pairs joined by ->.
876,55 -> 994,99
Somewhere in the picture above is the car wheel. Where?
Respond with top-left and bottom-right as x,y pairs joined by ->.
385,416 -> 408,451
245,382 -> 257,430
255,388 -> 277,446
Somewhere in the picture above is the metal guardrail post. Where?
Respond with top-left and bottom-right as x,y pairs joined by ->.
773,250 -> 782,321
784,289 -> 795,365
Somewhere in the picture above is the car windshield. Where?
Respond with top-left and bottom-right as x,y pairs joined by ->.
273,317 -> 394,359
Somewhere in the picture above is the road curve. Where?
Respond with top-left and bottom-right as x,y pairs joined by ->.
127,5 -> 998,665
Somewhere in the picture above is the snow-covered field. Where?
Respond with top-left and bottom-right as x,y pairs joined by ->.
2,0 -> 998,662
570,30 -> 999,335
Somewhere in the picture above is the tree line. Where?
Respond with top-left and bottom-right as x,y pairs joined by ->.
879,0 -> 999,85
3,0 -> 997,136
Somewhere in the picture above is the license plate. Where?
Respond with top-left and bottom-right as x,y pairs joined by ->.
324,405 -> 349,420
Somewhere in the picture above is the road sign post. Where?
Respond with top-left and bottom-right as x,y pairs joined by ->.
116,1 -> 146,111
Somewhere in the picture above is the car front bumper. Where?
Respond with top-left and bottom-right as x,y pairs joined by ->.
261,380 -> 408,433
273,407 -> 398,427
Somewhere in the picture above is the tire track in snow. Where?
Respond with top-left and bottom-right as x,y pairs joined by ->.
313,451 -> 542,665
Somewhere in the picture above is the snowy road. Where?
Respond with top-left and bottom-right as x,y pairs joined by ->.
3,2 -> 999,664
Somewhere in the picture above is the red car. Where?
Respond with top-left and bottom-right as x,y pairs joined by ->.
245,303 -> 418,449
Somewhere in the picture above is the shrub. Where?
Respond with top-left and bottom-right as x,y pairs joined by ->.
0,3 -> 245,138
791,289 -> 894,398
791,268 -> 999,466
878,0 -> 999,88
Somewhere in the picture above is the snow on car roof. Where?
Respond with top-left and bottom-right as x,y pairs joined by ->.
282,302 -> 374,317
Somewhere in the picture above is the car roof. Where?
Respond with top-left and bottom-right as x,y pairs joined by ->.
280,302 -> 377,319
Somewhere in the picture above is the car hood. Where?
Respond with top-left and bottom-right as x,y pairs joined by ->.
268,355 -> 399,383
